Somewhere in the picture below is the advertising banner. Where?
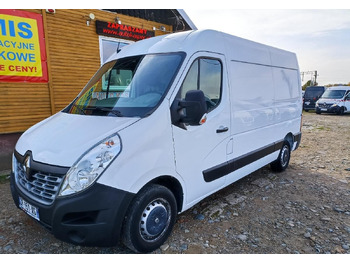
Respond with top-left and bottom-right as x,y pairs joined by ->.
96,20 -> 155,41
0,9 -> 48,82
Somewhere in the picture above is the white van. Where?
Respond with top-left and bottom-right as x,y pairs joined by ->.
10,29 -> 302,253
316,86 -> 350,115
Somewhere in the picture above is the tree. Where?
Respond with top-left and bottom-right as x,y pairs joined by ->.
302,80 -> 318,90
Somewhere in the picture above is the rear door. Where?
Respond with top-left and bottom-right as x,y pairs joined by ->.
171,52 -> 231,206
304,87 -> 324,110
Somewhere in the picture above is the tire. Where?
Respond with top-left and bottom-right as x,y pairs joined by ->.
122,184 -> 177,253
271,141 -> 291,172
337,107 -> 345,115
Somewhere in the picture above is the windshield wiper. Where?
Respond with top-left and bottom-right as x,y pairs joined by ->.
99,107 -> 124,117
83,106 -> 123,117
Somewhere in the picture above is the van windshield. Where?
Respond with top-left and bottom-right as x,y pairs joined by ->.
65,53 -> 184,117
321,89 -> 346,99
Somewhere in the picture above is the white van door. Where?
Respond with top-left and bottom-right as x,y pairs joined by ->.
171,53 -> 231,206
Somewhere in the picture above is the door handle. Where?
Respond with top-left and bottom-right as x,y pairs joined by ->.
216,126 -> 229,133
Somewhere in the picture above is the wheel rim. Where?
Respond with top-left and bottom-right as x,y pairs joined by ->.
281,145 -> 290,167
139,198 -> 171,242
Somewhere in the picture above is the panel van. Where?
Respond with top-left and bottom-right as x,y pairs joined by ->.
303,86 -> 325,111
10,29 -> 302,253
316,86 -> 350,115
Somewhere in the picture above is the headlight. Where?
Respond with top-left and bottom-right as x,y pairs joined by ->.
59,133 -> 121,196
331,103 -> 339,107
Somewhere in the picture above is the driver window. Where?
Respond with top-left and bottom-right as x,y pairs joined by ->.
180,58 -> 222,112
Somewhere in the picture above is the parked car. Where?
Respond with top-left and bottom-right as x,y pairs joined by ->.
10,29 -> 302,253
303,86 -> 326,111
316,86 -> 350,115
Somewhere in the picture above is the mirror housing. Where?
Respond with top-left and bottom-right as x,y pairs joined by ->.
171,90 -> 207,126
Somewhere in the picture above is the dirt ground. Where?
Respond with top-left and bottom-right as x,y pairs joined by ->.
0,112 -> 349,254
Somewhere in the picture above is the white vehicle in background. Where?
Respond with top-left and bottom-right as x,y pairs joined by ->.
10,29 -> 302,253
316,86 -> 350,115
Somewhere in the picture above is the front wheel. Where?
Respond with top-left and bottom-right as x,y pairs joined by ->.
271,141 -> 291,172
122,184 -> 177,253
337,107 -> 345,115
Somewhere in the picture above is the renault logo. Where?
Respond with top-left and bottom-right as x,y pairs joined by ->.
24,156 -> 32,180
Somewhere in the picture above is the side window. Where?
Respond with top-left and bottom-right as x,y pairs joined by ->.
180,58 -> 222,112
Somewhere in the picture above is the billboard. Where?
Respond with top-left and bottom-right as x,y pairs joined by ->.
0,9 -> 48,82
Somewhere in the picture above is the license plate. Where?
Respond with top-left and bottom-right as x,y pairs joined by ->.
19,197 -> 40,221
321,108 -> 327,111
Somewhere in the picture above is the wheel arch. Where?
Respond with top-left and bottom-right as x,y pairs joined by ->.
139,175 -> 184,213
284,132 -> 294,150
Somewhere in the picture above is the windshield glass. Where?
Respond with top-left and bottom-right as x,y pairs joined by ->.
321,89 -> 346,99
65,53 -> 184,117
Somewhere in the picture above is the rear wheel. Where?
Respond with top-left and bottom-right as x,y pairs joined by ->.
122,184 -> 177,253
271,141 -> 291,172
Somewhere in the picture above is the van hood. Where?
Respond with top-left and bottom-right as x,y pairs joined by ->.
317,98 -> 341,104
15,112 -> 139,167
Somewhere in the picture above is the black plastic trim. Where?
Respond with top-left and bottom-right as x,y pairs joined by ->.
14,150 -> 70,175
203,133 -> 301,183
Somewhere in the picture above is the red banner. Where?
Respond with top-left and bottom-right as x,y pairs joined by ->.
96,20 -> 155,41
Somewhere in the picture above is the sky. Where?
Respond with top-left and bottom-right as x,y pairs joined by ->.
184,8 -> 350,86
6,1 -> 350,86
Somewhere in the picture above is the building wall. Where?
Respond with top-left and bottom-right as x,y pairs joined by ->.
0,9 -> 172,134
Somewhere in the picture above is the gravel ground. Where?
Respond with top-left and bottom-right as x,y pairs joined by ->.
0,112 -> 349,254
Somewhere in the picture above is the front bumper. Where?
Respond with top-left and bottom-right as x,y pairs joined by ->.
316,105 -> 341,114
303,104 -> 316,110
10,172 -> 135,247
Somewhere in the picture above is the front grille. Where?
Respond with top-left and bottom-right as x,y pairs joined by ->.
318,103 -> 332,109
14,158 -> 65,205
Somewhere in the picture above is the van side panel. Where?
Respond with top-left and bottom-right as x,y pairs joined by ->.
269,47 -> 299,70
222,34 -> 271,65
224,45 -> 301,187
272,67 -> 302,136
228,61 -> 275,136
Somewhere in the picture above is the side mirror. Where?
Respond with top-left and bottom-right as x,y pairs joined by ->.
171,90 -> 208,126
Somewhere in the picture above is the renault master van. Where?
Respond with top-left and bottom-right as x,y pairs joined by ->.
10,29 -> 302,253
316,86 -> 350,115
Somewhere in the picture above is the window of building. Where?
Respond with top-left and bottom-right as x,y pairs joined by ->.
99,36 -> 134,64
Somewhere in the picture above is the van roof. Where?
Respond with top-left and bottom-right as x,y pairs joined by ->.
305,86 -> 325,91
108,29 -> 299,70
